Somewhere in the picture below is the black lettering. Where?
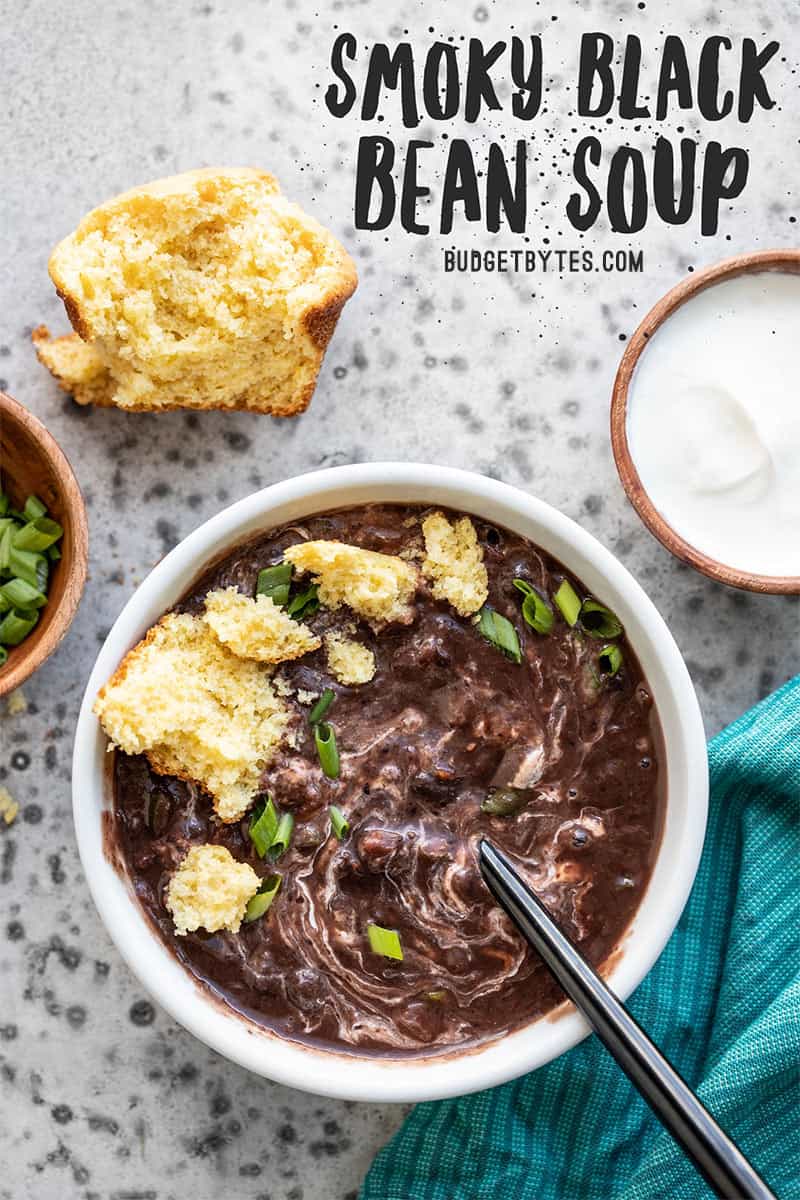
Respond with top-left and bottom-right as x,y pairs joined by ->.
607,147 -> 648,234
400,141 -> 432,234
361,43 -> 419,128
738,38 -> 779,121
577,34 -> 615,117
567,136 -> 603,231
354,137 -> 396,230
325,32 -> 357,117
656,36 -> 694,120
510,36 -> 543,119
701,143 -> 748,235
465,39 -> 506,123
619,36 -> 650,118
697,37 -> 733,120
422,42 -> 460,120
652,137 -> 696,225
440,140 -> 482,234
486,141 -> 527,233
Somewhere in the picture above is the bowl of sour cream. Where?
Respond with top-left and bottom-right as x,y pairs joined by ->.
611,250 -> 800,592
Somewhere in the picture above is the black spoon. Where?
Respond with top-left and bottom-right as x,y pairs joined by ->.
478,839 -> 777,1200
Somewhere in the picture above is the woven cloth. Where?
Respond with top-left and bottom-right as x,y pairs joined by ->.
362,676 -> 800,1200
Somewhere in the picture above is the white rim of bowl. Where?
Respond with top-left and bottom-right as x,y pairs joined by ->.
72,463 -> 708,1103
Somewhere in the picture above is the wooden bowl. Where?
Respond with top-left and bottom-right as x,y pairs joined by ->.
0,391 -> 88,695
611,249 -> 800,594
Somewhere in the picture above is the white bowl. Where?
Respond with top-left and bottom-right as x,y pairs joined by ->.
72,463 -> 708,1103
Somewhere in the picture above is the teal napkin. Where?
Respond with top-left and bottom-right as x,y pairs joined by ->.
362,676 -> 800,1200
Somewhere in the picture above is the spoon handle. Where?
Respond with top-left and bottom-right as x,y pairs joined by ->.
479,839 -> 776,1200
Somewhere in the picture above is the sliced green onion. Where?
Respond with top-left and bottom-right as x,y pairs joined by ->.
481,787 -> 529,816
426,990 -> 446,1002
0,494 -> 8,517
8,547 -> 47,591
329,805 -> 349,839
554,579 -> 581,627
367,924 -> 403,961
0,593 -> 10,615
13,517 -> 63,553
248,795 -> 279,858
0,646 -> 7,665
309,688 -> 335,725
478,605 -> 522,664
598,644 -> 623,677
286,584 -> 319,621
23,495 -> 47,521
580,599 -> 623,639
269,812 -> 294,859
244,874 -> 281,923
0,610 -> 39,646
0,525 -> 11,573
47,542 -> 62,562
315,721 -> 340,779
513,579 -> 554,635
256,562 -> 292,607
0,578 -> 47,610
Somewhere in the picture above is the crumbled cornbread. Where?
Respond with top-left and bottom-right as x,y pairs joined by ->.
166,845 -> 259,935
38,167 -> 357,414
325,631 -> 376,686
5,689 -> 28,716
421,512 -> 488,617
94,612 -> 289,821
284,540 -> 418,626
203,587 -> 320,664
0,786 -> 18,826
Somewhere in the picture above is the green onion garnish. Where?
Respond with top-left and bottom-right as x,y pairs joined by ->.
367,924 -> 403,961
580,599 -> 623,640
248,795 -> 279,858
256,562 -> 292,607
314,722 -> 340,779
9,547 -> 47,591
0,578 -> 47,610
481,787 -> 529,816
0,494 -> 8,517
0,610 -> 38,646
23,495 -> 47,521
0,646 -> 7,666
554,579 -> 582,627
478,605 -> 522,663
269,812 -> 294,860
309,688 -> 335,725
286,583 -> 319,621
426,990 -> 446,1002
244,874 -> 281,923
12,517 -> 63,553
513,579 -> 554,634
598,644 -> 623,677
329,805 -> 349,839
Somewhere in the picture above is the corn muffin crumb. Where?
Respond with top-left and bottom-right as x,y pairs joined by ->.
5,689 -> 28,716
0,786 -> 18,826
204,587 -> 320,664
285,540 -> 418,627
421,513 -> 488,617
166,845 -> 259,935
94,612 -> 289,822
325,632 -> 376,686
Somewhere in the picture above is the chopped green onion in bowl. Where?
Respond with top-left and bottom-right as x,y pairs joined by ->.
0,489 -> 64,664
269,812 -> 295,860
244,874 -> 282,923
248,795 -> 279,858
329,805 -> 349,839
309,687 -> 335,725
513,579 -> 554,634
256,561 -> 292,607
478,605 -> 522,663
580,598 -> 623,639
286,583 -> 319,621
315,721 -> 340,779
598,644 -> 624,677
554,579 -> 582,626
367,924 -> 403,961
481,786 -> 529,816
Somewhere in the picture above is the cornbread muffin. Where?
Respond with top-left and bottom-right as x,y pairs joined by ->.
284,540 -> 418,627
166,845 -> 259,935
94,612 -> 290,821
203,587 -> 320,664
421,512 -> 488,616
36,167 -> 357,412
325,631 -> 376,685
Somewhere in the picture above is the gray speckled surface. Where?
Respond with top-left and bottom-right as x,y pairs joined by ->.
2,1 -> 800,1196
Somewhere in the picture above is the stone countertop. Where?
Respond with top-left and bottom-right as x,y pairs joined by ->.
2,1 -> 799,1197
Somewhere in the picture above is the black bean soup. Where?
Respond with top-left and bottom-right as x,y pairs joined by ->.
113,504 -> 664,1056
